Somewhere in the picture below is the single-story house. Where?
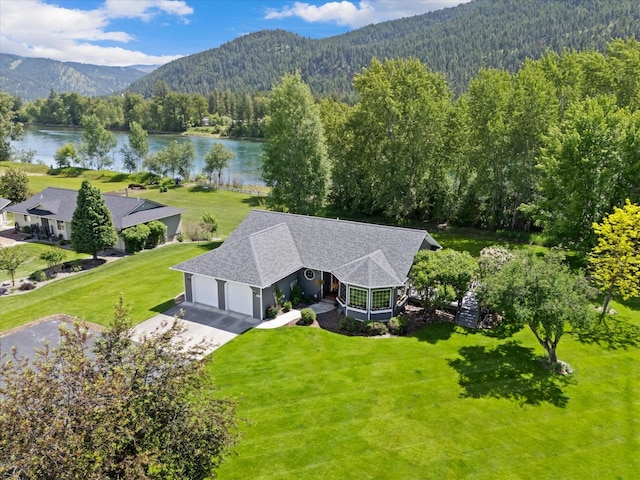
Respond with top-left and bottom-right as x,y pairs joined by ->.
172,210 -> 441,321
6,187 -> 183,251
0,197 -> 10,225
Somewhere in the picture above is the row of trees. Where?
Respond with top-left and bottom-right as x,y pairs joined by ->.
14,84 -> 267,137
262,39 -> 640,251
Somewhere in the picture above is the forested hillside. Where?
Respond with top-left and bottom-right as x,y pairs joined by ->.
0,54 -> 147,101
128,0 -> 640,97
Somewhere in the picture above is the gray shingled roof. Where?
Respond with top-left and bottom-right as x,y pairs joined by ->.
0,198 -> 11,210
173,210 -> 441,288
5,187 -> 183,230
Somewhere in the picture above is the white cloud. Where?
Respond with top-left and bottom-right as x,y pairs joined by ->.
265,0 -> 470,28
0,0 -> 192,66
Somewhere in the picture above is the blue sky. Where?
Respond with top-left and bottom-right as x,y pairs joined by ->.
0,0 -> 472,67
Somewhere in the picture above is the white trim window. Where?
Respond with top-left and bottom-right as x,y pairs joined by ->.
57,220 -> 65,231
348,286 -> 367,310
371,288 -> 392,311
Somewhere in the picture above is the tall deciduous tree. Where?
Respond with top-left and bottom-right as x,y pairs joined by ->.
71,180 -> 117,260
334,59 -> 453,221
156,140 -> 194,180
530,96 -> 636,250
478,251 -> 594,367
0,166 -> 30,203
262,72 -> 329,215
79,114 -> 117,170
204,143 -> 235,187
128,121 -> 149,171
0,90 -> 23,160
54,142 -> 78,168
0,295 -> 239,479
589,199 -> 640,318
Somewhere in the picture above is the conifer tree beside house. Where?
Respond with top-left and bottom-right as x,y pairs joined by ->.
71,180 -> 117,260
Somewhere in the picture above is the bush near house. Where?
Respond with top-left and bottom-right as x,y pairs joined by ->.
388,316 -> 407,335
339,316 -> 359,333
299,308 -> 316,325
363,321 -> 389,336
122,224 -> 150,253
146,220 -> 167,248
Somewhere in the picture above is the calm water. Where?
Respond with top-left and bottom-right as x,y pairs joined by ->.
12,125 -> 265,186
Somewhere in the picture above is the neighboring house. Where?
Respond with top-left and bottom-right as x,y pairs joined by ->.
6,187 -> 183,251
172,210 -> 441,321
0,197 -> 10,225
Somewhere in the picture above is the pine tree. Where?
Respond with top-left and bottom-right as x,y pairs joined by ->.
71,180 -> 117,260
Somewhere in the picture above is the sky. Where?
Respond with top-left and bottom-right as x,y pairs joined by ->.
0,0 -> 472,67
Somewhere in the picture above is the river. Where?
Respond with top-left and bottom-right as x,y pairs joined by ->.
11,125 -> 266,186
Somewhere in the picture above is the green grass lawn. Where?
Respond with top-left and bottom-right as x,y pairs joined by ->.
210,303 -> 639,479
0,242 -> 88,285
0,242 -> 216,331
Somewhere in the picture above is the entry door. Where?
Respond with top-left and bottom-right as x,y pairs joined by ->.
41,218 -> 50,236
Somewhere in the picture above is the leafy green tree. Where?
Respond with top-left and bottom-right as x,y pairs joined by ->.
54,142 -> 78,168
0,166 -> 30,203
0,245 -> 29,286
477,246 -> 514,280
0,295 -> 239,479
128,121 -> 149,171
530,96 -> 635,250
339,58 -> 453,221
200,211 -> 219,238
39,247 -> 65,271
589,199 -> 640,319
142,152 -> 167,177
262,72 -> 329,215
79,114 -> 117,170
410,249 -> 477,319
157,140 -> 194,180
0,90 -> 23,160
119,144 -> 138,173
145,220 -> 167,248
203,143 -> 235,187
478,251 -> 594,367
121,223 -> 150,253
71,180 -> 117,260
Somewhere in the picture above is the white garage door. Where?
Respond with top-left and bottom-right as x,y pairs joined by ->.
226,282 -> 253,316
192,275 -> 218,307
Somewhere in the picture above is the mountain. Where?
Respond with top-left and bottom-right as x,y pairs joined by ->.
0,54 -> 148,101
128,0 -> 640,97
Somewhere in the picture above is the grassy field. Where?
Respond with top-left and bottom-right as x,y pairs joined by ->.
0,242 -> 216,331
210,301 -> 639,479
1,163 -> 637,479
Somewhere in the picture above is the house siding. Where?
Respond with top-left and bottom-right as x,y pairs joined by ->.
262,270 -> 300,317
160,214 -> 182,240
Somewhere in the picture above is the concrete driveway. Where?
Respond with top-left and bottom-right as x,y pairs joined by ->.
132,302 -> 262,358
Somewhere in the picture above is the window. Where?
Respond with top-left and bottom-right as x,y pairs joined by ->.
371,289 -> 392,311
338,282 -> 346,302
24,215 -> 31,222
57,220 -> 65,231
348,286 -> 367,310
304,269 -> 315,280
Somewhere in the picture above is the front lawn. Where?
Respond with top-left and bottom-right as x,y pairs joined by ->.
0,242 -> 216,331
0,242 -> 88,285
210,304 -> 639,479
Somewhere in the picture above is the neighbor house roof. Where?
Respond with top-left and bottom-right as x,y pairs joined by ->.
6,187 -> 183,230
0,198 -> 11,210
173,210 -> 441,289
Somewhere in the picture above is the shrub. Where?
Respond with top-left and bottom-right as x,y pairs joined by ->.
299,308 -> 316,325
127,183 -> 146,190
291,284 -> 302,306
21,225 -> 32,234
71,264 -> 83,273
29,270 -> 48,282
388,316 -> 408,335
183,222 -> 211,241
283,301 -> 292,312
122,224 -> 150,253
146,220 -> 167,248
176,232 -> 184,242
266,305 -> 278,319
39,247 -> 65,270
339,316 -> 360,333
19,282 -> 36,291
201,212 -> 219,234
363,321 -> 389,336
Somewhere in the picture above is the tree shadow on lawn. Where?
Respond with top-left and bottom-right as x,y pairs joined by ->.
572,319 -> 639,350
448,341 -> 573,408
411,322 -> 458,344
